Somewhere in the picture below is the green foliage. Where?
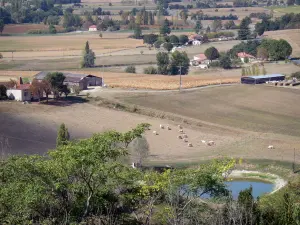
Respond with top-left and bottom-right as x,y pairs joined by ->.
169,51 -> 190,75
211,20 -> 222,32
241,68 -> 246,76
143,34 -> 158,45
169,35 -> 179,45
0,19 -> 4,34
291,71 -> 300,79
205,47 -> 220,61
262,66 -> 267,75
48,24 -> 57,34
206,31 -> 235,39
144,66 -> 158,74
63,12 -> 82,28
125,65 -> 136,73
133,24 -> 142,39
159,19 -> 171,36
56,123 -> 70,147
45,72 -> 65,98
194,20 -> 202,34
81,41 -> 96,68
157,52 -> 169,75
154,40 -> 163,49
179,34 -> 189,45
244,57 -> 249,63
163,42 -> 173,52
220,55 -> 232,69
261,39 -> 293,60
229,40 -> 261,58
224,20 -> 236,29
238,17 -> 251,40
0,84 -> 7,99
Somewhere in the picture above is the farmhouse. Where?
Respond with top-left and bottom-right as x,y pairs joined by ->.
7,84 -> 31,101
190,54 -> 210,67
241,74 -> 285,84
89,25 -> 97,32
237,52 -> 256,63
34,72 -> 103,92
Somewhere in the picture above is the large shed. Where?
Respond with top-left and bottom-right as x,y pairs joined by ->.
241,74 -> 285,84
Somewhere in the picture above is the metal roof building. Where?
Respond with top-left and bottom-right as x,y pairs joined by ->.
241,74 -> 285,84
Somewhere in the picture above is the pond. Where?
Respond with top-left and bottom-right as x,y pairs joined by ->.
225,179 -> 274,199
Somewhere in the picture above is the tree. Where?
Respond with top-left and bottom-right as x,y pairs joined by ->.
157,52 -> 169,74
45,72 -> 65,99
211,20 -> 222,32
220,55 -> 232,69
244,57 -> 249,63
241,68 -> 246,76
238,17 -> 251,40
224,20 -> 236,29
133,24 -> 142,39
129,136 -> 149,166
194,20 -> 202,34
287,0 -> 295,5
202,34 -> 209,43
262,66 -> 267,75
125,65 -> 136,73
0,19 -> 4,35
81,41 -> 96,68
0,53 -> 3,59
30,79 -> 43,102
257,47 -> 269,60
255,23 -> 265,36
169,51 -> 190,75
163,42 -> 173,53
204,25 -> 210,33
261,39 -> 292,60
169,35 -> 179,45
180,10 -> 188,24
143,34 -> 158,46
0,84 -> 7,99
178,35 -> 188,45
56,123 -> 70,147
48,24 -> 57,34
204,47 -> 220,61
159,19 -> 171,36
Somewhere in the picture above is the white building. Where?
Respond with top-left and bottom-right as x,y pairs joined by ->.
7,86 -> 31,101
89,25 -> 97,32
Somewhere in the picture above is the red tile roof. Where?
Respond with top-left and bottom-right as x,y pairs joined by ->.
237,52 -> 255,58
89,25 -> 97,28
16,84 -> 31,90
194,53 -> 207,62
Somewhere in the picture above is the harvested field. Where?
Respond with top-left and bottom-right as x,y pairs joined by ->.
1,86 -> 300,163
264,30 -> 300,57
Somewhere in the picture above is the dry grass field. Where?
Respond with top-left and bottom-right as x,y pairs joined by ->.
2,24 -> 64,34
1,85 -> 300,163
264,30 -> 300,57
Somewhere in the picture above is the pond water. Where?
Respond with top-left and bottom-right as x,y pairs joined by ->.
225,179 -> 274,199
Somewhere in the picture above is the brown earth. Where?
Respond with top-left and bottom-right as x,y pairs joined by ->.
2,24 -> 64,34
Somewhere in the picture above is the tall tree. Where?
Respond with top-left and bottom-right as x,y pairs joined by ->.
179,35 -> 188,45
204,47 -> 220,61
45,72 -> 65,99
0,19 -> 4,35
169,35 -> 179,45
220,55 -> 232,69
194,20 -> 202,34
163,42 -> 173,53
238,17 -> 251,40
211,20 -> 222,32
180,10 -> 188,24
133,24 -> 142,39
30,79 -> 44,102
169,51 -> 190,75
129,136 -> 149,166
81,41 -> 96,68
159,19 -> 171,36
156,52 -> 169,74
56,123 -> 70,147
257,47 -> 269,60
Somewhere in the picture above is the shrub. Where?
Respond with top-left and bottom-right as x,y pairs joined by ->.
209,61 -> 220,67
0,84 -> 7,99
291,72 -> 300,79
125,65 -> 136,73
144,66 -> 158,74
27,29 -> 48,34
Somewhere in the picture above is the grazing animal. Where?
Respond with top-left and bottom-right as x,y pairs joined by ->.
188,143 -> 193,147
268,145 -> 274,149
208,141 -> 215,145
178,125 -> 182,129
153,131 -> 158,135
160,124 -> 164,129
183,134 -> 188,138
167,126 -> 171,130
183,138 -> 188,142
201,140 -> 206,143
177,135 -> 183,139
179,129 -> 184,133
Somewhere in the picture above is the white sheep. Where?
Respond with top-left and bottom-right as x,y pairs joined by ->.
188,143 -> 193,147
183,138 -> 188,143
160,124 -> 164,129
178,125 -> 182,129
153,131 -> 158,135
183,134 -> 188,138
208,141 -> 215,145
268,145 -> 274,149
177,135 -> 183,139
179,129 -> 184,133
201,140 -> 206,144
167,126 -> 171,130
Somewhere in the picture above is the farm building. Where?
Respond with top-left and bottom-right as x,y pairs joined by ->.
34,72 -> 103,92
241,74 -> 285,84
7,84 -> 31,101
237,52 -> 256,63
89,25 -> 97,32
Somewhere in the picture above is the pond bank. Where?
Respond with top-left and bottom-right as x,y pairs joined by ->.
228,170 -> 287,194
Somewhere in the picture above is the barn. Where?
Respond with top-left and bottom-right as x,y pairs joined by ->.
241,74 -> 285,84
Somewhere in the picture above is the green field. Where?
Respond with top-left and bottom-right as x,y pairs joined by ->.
270,5 -> 300,14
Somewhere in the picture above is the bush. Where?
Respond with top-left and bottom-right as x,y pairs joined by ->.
125,65 -> 136,73
291,72 -> 300,79
144,66 -> 158,74
209,61 -> 220,67
0,84 -> 7,99
27,29 -> 48,34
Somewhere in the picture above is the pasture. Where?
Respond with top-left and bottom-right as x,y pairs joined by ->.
2,24 -> 64,35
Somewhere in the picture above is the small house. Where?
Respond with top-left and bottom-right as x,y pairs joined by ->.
89,25 -> 97,32
7,84 -> 31,101
237,52 -> 256,63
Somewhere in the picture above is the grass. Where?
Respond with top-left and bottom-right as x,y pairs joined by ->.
269,5 -> 300,14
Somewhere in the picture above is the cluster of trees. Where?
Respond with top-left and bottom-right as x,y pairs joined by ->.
2,123 -> 300,224
233,0 -> 253,7
238,17 -> 252,40
191,13 -> 238,21
92,7 -> 111,16
229,38 -> 292,61
169,4 -> 193,10
241,64 -> 267,76
249,12 -> 270,19
255,13 -> 300,36
118,7 -> 155,28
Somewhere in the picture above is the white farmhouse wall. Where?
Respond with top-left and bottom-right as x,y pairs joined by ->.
89,27 -> 97,31
7,89 -> 31,101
